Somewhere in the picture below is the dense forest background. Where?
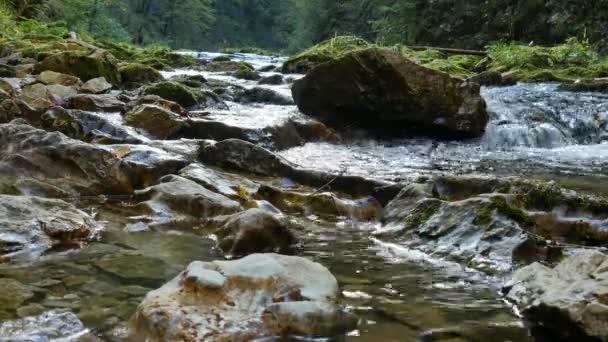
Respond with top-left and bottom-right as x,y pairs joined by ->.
4,0 -> 608,53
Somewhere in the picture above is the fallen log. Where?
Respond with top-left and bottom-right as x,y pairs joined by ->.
407,46 -> 487,56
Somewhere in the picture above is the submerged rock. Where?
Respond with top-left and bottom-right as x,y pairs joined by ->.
0,278 -> 34,310
143,81 -> 220,110
0,310 -> 92,340
212,208 -> 299,257
505,250 -> 608,341
558,78 -> 608,92
233,68 -> 261,80
258,74 -> 284,85
256,185 -> 383,221
234,87 -> 293,105
0,195 -> 95,259
199,139 -> 400,204
186,117 -> 337,150
143,81 -> 199,108
292,48 -> 488,138
133,254 -> 356,341
94,252 -> 178,284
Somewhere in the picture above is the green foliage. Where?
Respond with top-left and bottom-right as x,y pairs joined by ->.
0,1 -> 17,37
17,19 -> 68,37
486,38 -> 608,81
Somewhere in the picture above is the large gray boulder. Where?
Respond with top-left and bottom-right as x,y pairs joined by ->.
292,48 -> 488,138
133,254 -> 356,341
506,250 -> 608,341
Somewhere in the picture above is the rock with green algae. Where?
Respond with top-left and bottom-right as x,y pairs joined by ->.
143,81 -> 200,109
119,63 -> 163,89
233,68 -> 261,80
34,50 -> 121,85
206,61 -> 254,72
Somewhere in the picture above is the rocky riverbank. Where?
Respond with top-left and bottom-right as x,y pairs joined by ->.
0,34 -> 606,341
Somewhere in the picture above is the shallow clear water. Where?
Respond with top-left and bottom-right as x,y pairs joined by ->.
6,52 -> 607,341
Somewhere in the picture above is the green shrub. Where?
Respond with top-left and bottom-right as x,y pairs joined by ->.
0,1 -> 16,37
17,19 -> 69,37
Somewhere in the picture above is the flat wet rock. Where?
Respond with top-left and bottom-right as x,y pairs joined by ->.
0,195 -> 96,260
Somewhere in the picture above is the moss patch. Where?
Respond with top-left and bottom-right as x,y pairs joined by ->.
404,199 -> 442,229
144,82 -> 199,108
119,63 -> 163,89
282,36 -> 373,73
34,51 -> 121,84
474,196 -> 534,227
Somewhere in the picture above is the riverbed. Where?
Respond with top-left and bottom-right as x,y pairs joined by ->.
3,51 -> 607,341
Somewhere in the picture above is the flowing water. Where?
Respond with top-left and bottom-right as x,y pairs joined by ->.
3,52 -> 608,341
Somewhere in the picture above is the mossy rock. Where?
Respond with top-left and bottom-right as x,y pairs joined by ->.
135,57 -> 172,71
34,50 -> 121,85
206,61 -> 254,72
403,199 -> 442,229
144,81 -> 199,108
119,63 -> 163,89
212,56 -> 231,62
473,196 -> 534,227
233,68 -> 261,80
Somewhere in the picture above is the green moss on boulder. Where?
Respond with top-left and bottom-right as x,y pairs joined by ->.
34,50 -> 121,85
144,81 -> 199,108
282,36 -> 373,74
119,63 -> 163,89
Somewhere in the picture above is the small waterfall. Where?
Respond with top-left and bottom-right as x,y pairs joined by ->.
481,83 -> 608,148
